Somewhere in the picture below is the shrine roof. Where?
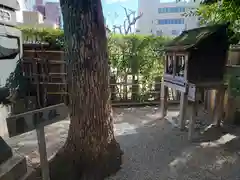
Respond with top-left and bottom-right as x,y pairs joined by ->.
164,24 -> 229,52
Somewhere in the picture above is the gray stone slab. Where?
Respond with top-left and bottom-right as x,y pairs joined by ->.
0,152 -> 27,180
0,137 -> 12,164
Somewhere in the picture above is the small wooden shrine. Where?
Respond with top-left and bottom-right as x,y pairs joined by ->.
160,24 -> 230,140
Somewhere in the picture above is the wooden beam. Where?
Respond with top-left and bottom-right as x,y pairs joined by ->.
179,91 -> 188,130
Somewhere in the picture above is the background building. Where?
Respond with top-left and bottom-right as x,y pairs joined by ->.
35,0 -> 43,6
34,4 -> 45,16
23,0 -> 35,10
16,0 -> 27,22
18,11 -> 59,28
45,2 -> 61,26
17,0 -> 62,28
136,0 -> 201,36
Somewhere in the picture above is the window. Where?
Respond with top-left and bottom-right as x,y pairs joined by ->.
158,18 -> 184,25
171,30 -> 178,35
156,30 -> 162,36
158,7 -> 185,13
0,8 -> 11,21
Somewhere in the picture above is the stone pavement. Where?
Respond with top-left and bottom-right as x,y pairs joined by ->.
3,106 -> 240,179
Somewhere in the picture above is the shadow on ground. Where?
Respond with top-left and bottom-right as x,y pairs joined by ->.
108,107 -> 240,180
4,106 -> 240,180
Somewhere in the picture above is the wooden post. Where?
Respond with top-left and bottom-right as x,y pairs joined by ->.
179,53 -> 188,130
204,90 -> 209,111
213,87 -> 225,127
179,92 -> 188,130
160,54 -> 168,119
172,53 -> 176,76
225,96 -> 236,124
37,126 -> 50,180
188,101 -> 197,141
160,79 -> 168,118
36,112 -> 50,180
188,84 -> 197,141
6,103 -> 68,180
183,54 -> 188,80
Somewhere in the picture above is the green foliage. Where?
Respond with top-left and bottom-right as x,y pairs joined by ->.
20,27 -> 64,49
108,34 -> 167,79
197,0 -> 240,43
108,34 -> 169,101
19,27 -> 170,102
182,0 -> 240,44
5,60 -> 31,97
20,28 -> 169,83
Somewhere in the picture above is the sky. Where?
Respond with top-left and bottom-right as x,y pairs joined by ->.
101,0 -> 138,29
45,0 -> 139,28
45,0 -> 177,29
101,0 -> 176,28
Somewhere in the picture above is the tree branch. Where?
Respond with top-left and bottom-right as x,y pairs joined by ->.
113,25 -> 123,34
112,6 -> 143,35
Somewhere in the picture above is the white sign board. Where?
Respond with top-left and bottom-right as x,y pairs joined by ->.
6,103 -> 68,137
188,84 -> 196,102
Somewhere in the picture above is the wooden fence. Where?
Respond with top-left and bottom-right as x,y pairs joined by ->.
19,45 -> 180,108
110,77 -> 180,106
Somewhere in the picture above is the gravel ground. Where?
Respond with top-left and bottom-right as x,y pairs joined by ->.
4,106 -> 240,180
108,107 -> 240,180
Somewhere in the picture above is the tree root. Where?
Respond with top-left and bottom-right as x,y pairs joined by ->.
49,140 -> 123,180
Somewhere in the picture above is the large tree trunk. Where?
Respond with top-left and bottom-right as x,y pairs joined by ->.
50,1 -> 123,179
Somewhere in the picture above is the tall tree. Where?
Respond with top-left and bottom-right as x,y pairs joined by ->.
50,0 -> 123,180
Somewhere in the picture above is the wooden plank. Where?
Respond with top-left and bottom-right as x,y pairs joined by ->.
24,50 -> 64,53
36,127 -> 50,180
6,103 -> 68,137
47,92 -> 68,95
111,100 -> 179,106
32,82 -> 67,85
23,59 -> 66,64
110,82 -> 162,86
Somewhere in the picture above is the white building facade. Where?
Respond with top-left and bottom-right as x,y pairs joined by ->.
136,0 -> 201,36
18,11 -> 59,28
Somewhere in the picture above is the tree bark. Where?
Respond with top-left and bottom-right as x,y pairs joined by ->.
50,1 -> 123,180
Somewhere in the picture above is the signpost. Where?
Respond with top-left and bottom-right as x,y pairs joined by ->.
6,103 -> 68,180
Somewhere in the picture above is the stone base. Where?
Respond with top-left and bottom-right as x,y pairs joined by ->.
19,166 -> 36,180
0,137 -> 12,164
0,152 -> 27,180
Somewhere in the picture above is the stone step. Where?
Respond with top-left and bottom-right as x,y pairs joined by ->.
0,153 -> 27,180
